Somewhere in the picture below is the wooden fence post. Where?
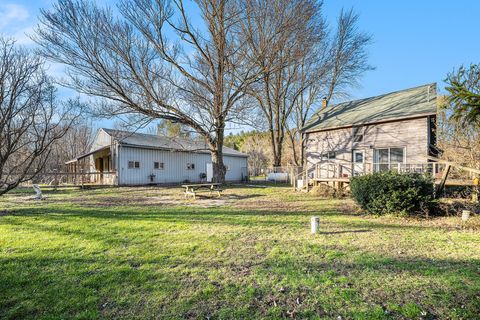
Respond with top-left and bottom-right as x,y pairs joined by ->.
436,164 -> 451,197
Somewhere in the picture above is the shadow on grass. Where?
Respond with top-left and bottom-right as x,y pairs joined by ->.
319,229 -> 372,235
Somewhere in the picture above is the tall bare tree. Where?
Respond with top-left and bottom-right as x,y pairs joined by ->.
0,37 -> 78,195
241,0 -> 325,167
34,0 -> 260,182
242,2 -> 371,168
287,8 -> 373,167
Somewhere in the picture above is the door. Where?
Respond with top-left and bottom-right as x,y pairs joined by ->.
206,163 -> 213,182
352,150 -> 365,176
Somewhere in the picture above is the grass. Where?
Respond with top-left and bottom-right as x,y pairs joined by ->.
0,185 -> 479,319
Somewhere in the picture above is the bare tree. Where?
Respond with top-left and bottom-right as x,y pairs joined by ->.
0,37 -> 78,195
45,120 -> 94,172
34,0 -> 261,183
323,9 -> 373,103
241,0 -> 325,167
287,8 -> 373,167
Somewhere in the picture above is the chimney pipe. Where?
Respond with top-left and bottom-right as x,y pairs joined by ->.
322,97 -> 328,108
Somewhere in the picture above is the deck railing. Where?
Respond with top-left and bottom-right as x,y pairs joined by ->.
312,161 -> 451,180
312,160 -> 477,182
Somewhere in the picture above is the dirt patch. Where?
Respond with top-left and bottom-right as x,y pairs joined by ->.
57,193 -> 230,208
234,199 -> 312,213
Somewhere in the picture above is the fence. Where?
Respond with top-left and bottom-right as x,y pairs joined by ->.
21,171 -> 117,187
249,166 -> 303,184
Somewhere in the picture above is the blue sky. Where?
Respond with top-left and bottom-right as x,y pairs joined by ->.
1,0 -> 479,130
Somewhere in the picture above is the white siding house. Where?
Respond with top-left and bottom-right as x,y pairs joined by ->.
66,128 -> 248,185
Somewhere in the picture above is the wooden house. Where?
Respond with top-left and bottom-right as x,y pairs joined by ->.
302,83 -> 438,185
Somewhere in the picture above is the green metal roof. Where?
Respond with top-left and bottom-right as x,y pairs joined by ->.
303,83 -> 437,132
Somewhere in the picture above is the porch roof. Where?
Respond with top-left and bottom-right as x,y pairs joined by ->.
65,145 -> 110,164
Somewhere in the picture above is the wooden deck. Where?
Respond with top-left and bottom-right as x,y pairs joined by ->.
294,158 -> 480,195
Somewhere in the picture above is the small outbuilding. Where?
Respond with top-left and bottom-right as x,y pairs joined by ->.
66,128 -> 248,185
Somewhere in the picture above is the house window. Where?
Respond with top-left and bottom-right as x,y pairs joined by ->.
353,126 -> 364,142
187,163 -> 195,170
128,161 -> 140,169
154,162 -> 164,170
374,147 -> 405,171
225,165 -> 230,171
321,151 -> 336,160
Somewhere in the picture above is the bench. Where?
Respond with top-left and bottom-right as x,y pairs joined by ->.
182,183 -> 223,199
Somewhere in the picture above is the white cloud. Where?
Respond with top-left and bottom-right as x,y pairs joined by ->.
0,3 -> 30,30
11,25 -> 35,44
0,3 -> 36,45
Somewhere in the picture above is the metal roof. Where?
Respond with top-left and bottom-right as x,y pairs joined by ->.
303,83 -> 437,132
102,128 -> 248,158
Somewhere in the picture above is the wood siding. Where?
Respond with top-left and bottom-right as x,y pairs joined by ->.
306,117 -> 430,167
91,129 -> 112,150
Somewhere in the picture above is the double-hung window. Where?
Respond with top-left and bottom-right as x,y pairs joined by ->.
352,126 -> 364,142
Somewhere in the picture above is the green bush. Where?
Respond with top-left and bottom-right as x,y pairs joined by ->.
350,171 -> 435,216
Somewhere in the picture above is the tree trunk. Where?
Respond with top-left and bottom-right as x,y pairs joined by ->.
272,128 -> 284,167
210,126 -> 226,183
288,131 -> 300,167
300,132 -> 307,167
273,145 -> 282,167
211,143 -> 226,183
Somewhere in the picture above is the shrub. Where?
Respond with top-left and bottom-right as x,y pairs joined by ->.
350,171 -> 435,216
311,184 -> 337,198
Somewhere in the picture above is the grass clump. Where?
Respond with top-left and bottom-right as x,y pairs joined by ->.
311,184 -> 337,198
350,171 -> 435,216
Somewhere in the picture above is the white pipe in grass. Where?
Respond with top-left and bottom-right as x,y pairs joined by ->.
311,216 -> 320,234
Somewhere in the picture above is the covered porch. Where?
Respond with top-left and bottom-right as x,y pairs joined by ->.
65,146 -> 117,186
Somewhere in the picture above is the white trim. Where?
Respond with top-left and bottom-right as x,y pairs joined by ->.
373,147 -> 406,171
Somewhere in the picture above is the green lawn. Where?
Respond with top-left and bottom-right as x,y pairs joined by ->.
0,186 -> 479,319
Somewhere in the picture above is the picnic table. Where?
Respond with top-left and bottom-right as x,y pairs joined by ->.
182,183 -> 223,199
